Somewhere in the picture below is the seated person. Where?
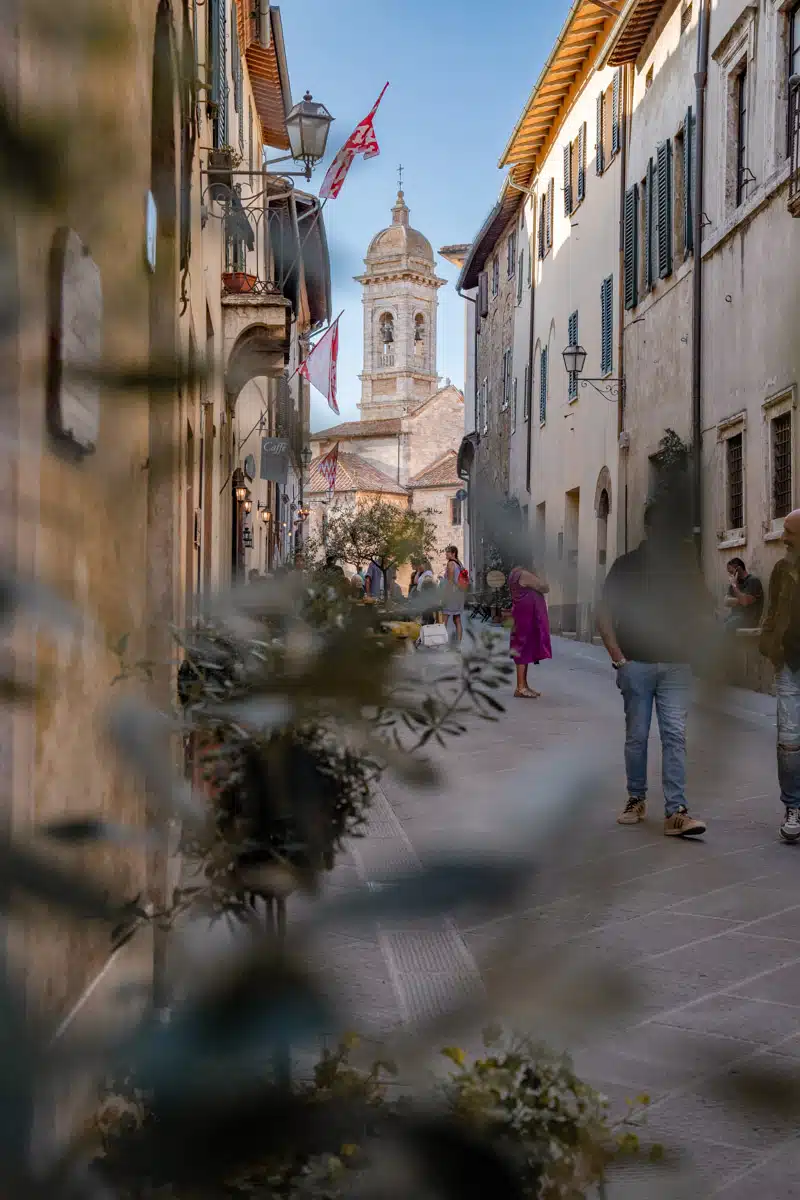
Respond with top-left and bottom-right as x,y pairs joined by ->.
723,557 -> 763,630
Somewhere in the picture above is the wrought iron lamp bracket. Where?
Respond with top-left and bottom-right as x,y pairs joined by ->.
579,377 -> 625,401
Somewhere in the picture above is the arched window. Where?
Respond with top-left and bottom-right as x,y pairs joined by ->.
379,312 -> 394,345
414,313 -> 425,358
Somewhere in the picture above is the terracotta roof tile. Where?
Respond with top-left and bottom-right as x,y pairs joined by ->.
307,450 -> 408,496
312,416 -> 402,440
408,451 -> 460,488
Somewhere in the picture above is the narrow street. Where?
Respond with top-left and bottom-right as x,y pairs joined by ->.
310,631 -> 800,1198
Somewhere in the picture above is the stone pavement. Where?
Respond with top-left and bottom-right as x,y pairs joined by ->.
303,630 -> 800,1198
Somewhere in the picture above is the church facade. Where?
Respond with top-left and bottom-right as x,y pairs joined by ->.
308,190 -> 465,577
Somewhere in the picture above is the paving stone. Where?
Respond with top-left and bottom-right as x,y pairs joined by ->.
655,994 -> 800,1046
729,958 -> 800,1005
714,1139 -> 800,1197
670,884 -> 800,923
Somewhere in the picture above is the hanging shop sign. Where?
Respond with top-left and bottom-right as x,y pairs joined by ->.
260,437 -> 290,483
243,453 -> 256,480
46,227 -> 103,455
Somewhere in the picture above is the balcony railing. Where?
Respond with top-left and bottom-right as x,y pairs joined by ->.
789,78 -> 800,217
379,352 -> 395,368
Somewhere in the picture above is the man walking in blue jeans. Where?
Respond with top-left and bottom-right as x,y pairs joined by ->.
759,509 -> 800,843
598,499 -> 712,837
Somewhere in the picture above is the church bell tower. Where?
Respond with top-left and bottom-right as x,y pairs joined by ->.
355,188 -> 446,421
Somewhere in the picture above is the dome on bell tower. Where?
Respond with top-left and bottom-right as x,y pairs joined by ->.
365,190 -> 434,269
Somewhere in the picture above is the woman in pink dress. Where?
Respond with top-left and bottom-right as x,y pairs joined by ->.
508,562 -> 552,698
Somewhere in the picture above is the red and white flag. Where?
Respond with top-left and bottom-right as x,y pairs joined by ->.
299,315 -> 340,414
319,83 -> 389,200
318,442 -> 339,493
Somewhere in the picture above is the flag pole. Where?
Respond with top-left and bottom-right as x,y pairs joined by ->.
289,310 -> 344,383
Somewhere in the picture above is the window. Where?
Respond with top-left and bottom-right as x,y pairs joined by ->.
639,171 -> 650,293
478,270 -> 489,318
787,4 -> 800,156
735,67 -> 748,206
601,276 -> 613,376
539,345 -> 548,423
502,348 -> 513,410
726,431 -> 744,529
527,235 -> 532,286
563,123 -> 587,215
507,230 -> 517,278
611,68 -> 621,155
492,255 -> 500,296
209,0 -> 228,148
567,312 -> 578,401
248,105 -> 253,172
517,251 -> 524,303
596,85 -> 613,175
656,139 -> 673,278
511,377 -> 518,433
478,378 -> 489,435
523,364 -> 530,422
538,193 -> 546,259
674,110 -> 695,260
623,186 -> 638,309
772,410 -> 793,519
486,380 -> 492,430
546,178 -> 554,249
680,0 -> 692,33
449,498 -> 462,527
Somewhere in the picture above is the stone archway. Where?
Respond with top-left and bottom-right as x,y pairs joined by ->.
593,467 -> 613,622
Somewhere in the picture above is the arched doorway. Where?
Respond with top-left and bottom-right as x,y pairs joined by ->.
593,468 -> 613,624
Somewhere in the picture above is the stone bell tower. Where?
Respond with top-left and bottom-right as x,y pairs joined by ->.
355,189 -> 446,420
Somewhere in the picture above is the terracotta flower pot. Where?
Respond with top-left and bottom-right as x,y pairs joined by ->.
222,271 -> 257,294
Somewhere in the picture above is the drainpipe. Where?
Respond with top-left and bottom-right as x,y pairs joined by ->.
617,65 -> 632,552
692,0 -> 711,565
457,285 -> 477,572
525,195 -> 536,496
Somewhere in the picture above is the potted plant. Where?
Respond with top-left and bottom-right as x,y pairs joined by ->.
221,270 -> 257,294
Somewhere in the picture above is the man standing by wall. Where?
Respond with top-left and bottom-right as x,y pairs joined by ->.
759,510 -> 800,843
598,499 -> 713,838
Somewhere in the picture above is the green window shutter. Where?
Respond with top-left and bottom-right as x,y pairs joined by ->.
596,91 -> 605,175
567,311 -> 578,400
623,185 -> 638,310
563,143 -> 573,216
611,69 -> 621,155
644,157 -> 653,290
517,252 -> 524,303
539,347 -> 548,423
523,364 -> 530,421
547,178 -> 554,245
684,106 -> 694,255
217,0 -> 228,147
577,122 -> 586,201
601,277 -> 613,375
657,139 -> 673,278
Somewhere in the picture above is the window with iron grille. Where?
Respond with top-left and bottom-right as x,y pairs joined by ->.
772,411 -> 793,518
788,4 -> 800,156
726,432 -> 744,529
735,67 -> 749,206
539,346 -> 548,424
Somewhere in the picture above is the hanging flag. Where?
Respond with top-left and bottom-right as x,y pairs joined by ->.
299,314 -> 341,414
319,83 -> 389,200
318,442 -> 339,493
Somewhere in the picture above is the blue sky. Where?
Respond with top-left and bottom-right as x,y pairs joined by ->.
278,0 -> 567,431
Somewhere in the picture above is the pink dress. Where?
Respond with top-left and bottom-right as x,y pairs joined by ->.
509,568 -> 552,666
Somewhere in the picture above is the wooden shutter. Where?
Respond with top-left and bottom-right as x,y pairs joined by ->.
683,106 -> 694,255
596,91 -> 605,174
539,347 -> 548,423
563,143 -> 573,216
523,364 -> 530,421
217,0 -> 228,147
657,139 -> 673,278
546,178 -> 554,246
611,68 -> 621,155
512,377 -> 518,432
623,185 -> 638,310
478,270 -> 488,317
644,158 -> 653,290
538,195 -> 545,258
601,277 -> 613,375
577,122 -> 586,201
517,252 -> 524,302
567,311 -> 578,400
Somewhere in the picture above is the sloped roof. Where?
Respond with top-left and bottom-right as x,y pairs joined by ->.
438,244 -> 471,269
312,416 -> 402,440
307,450 -> 407,496
457,176 -> 523,291
240,3 -> 292,151
601,0 -> 669,66
499,0 -> 620,179
408,451 -> 460,489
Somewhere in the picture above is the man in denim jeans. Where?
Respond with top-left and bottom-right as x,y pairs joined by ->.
759,509 -> 800,843
598,500 -> 711,838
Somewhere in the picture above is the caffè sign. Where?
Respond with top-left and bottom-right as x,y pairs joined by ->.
47,228 -> 103,454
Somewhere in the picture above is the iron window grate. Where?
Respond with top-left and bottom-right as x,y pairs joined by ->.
726,433 -> 743,529
773,412 -> 793,519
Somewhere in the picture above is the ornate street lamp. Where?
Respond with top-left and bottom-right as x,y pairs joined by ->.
232,468 -> 248,503
285,92 -> 334,180
301,445 -> 313,469
259,505 -> 271,524
243,496 -> 253,515
561,342 -> 624,401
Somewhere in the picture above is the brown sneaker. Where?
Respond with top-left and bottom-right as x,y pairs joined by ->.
664,807 -> 706,837
618,797 -> 646,825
